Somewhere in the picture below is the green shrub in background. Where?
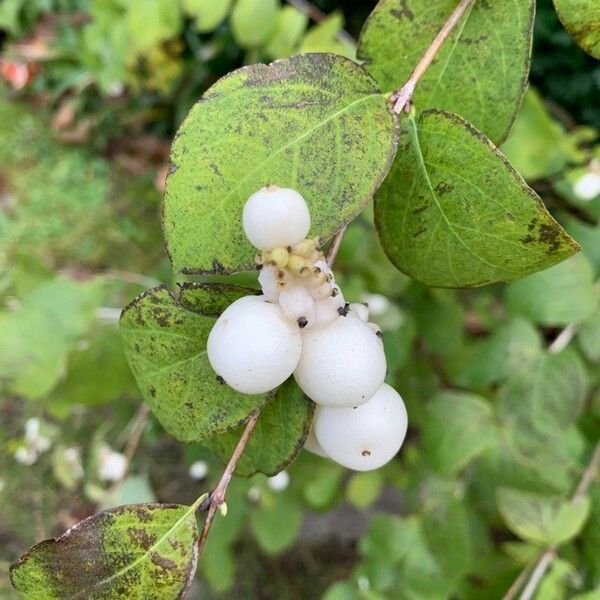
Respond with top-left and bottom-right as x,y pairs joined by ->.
0,0 -> 599,598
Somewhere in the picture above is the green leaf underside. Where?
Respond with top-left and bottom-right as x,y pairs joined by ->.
120,286 -> 266,442
10,503 -> 199,599
163,52 -> 398,274
357,0 -> 534,145
553,0 -> 600,59
177,282 -> 259,317
374,110 -> 578,288
203,378 -> 314,477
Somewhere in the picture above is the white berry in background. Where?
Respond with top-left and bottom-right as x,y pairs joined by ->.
98,444 -> 127,482
208,295 -> 301,394
242,185 -> 311,250
189,460 -> 209,480
279,285 -> 316,328
294,313 -> 386,407
573,171 -> 600,201
314,383 -> 408,471
304,424 -> 328,457
362,293 -> 389,316
267,470 -> 290,492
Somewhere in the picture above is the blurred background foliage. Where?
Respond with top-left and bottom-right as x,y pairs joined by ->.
0,0 -> 599,598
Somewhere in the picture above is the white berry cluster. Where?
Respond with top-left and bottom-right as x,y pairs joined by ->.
207,185 -> 408,471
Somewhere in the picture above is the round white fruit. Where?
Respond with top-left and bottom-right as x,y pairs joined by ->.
303,424 -> 328,457
279,285 -> 316,328
349,302 -> 369,322
313,293 -> 345,328
207,295 -> 301,394
294,314 -> 386,407
258,267 -> 279,302
314,383 -> 408,471
242,185 -> 310,250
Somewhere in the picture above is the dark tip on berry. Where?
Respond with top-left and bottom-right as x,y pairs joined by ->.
255,263 -> 263,271
352,406 -> 358,410
331,288 -> 339,297
362,302 -> 369,307
216,375 -> 225,385
361,450 -> 372,457
376,330 -> 383,338
297,316 -> 308,329
287,246 -> 292,252
337,302 -> 350,317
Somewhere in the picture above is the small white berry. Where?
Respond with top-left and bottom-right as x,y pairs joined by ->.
98,444 -> 127,482
207,295 -> 302,394
314,383 -> 408,471
349,303 -> 369,322
242,185 -> 311,250
573,171 -> 600,201
278,285 -> 316,328
362,293 -> 389,316
294,314 -> 386,407
303,424 -> 328,457
313,293 -> 345,328
258,267 -> 279,302
189,460 -> 209,480
267,470 -> 290,492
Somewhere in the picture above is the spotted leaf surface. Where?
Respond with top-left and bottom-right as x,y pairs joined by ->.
163,52 -> 398,274
357,0 -> 535,144
204,378 -> 314,476
553,0 -> 600,59
120,286 -> 266,442
10,503 -> 199,599
375,110 -> 578,287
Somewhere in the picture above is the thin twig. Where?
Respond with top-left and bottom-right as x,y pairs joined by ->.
197,411 -> 260,553
286,0 -> 356,48
503,439 -> 600,600
548,323 -> 579,354
326,225 -> 347,265
391,0 -> 476,114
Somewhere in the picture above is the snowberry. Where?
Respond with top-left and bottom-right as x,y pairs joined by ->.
267,470 -> 290,492
279,285 -> 316,328
258,267 -> 279,302
573,171 -> 600,201
243,185 -> 311,250
294,313 -> 386,407
314,383 -> 408,471
349,302 -> 369,322
207,295 -> 302,394
303,424 -> 328,457
313,293 -> 345,328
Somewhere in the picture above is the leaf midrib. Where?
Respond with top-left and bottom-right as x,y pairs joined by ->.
69,503 -> 199,599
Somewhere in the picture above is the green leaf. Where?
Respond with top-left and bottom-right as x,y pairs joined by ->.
422,391 -> 497,475
10,503 -> 199,599
163,53 -> 398,274
263,6 -> 308,58
501,88 -> 568,181
250,494 -> 303,554
497,487 -> 591,546
182,0 -> 231,33
374,110 -> 578,287
553,0 -> 600,59
505,253 -> 598,325
299,12 -> 354,59
120,285 -> 267,442
453,318 -> 542,389
203,378 -> 313,476
177,282 -> 258,317
357,0 -> 535,144
230,0 -> 279,48
126,0 -> 181,51
346,471 -> 384,508
578,310 -> 600,362
499,347 -> 589,436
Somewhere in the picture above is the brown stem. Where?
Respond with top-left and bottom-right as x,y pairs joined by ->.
326,225 -> 347,265
503,439 -> 600,600
286,0 -> 356,48
391,0 -> 476,114
197,411 -> 260,553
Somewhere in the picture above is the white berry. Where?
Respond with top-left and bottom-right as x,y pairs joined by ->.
304,424 -> 328,457
349,302 -> 369,322
242,185 -> 310,250
314,383 -> 407,471
279,285 -> 316,328
258,267 -> 279,302
294,314 -> 386,407
313,293 -> 345,328
207,295 -> 301,394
